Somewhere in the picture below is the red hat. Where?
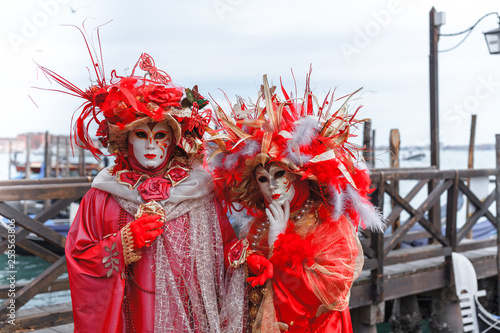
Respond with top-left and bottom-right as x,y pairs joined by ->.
37,28 -> 211,173
208,71 -> 384,231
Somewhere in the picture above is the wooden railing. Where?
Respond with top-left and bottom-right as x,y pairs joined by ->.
0,177 -> 91,330
360,166 -> 499,305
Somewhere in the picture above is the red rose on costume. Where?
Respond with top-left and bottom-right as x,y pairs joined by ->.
137,177 -> 172,202
227,239 -> 249,268
144,85 -> 183,108
229,241 -> 244,262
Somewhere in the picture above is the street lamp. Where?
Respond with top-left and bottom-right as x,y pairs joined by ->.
484,26 -> 500,54
429,8 -> 500,169
427,8 -> 500,231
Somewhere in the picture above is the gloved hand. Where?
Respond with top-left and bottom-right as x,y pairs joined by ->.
246,253 -> 273,287
129,215 -> 164,249
267,200 -> 290,247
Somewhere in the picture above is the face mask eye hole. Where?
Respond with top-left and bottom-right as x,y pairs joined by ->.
257,176 -> 268,183
274,170 -> 286,179
155,132 -> 167,140
134,131 -> 148,139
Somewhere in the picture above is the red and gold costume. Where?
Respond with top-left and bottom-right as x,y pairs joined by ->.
38,30 -> 246,333
208,73 -> 384,332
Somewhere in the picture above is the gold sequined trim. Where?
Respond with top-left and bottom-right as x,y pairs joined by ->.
135,200 -> 166,221
121,223 -> 142,266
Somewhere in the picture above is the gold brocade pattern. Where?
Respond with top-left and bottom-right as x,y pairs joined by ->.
251,281 -> 280,333
135,200 -> 166,221
120,224 -> 142,266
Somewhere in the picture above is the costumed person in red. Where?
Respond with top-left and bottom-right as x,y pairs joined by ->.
37,28 -> 251,333
207,73 -> 385,332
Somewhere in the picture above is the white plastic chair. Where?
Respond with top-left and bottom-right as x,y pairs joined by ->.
452,252 -> 500,333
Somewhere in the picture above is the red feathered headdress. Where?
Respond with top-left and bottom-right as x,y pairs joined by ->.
36,25 -> 211,173
208,71 -> 384,231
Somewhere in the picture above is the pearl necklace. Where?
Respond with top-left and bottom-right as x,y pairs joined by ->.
250,199 -> 313,248
291,199 -> 313,221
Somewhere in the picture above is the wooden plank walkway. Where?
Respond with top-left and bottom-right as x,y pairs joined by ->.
351,245 -> 498,308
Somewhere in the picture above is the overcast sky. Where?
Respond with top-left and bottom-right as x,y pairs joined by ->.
1,0 -> 500,149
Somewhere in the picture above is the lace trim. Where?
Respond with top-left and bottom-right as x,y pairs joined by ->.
121,223 -> 142,266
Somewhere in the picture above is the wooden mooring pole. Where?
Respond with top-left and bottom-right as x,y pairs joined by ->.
390,129 -> 400,238
466,114 -> 477,239
363,119 -> 373,168
8,141 -> 11,180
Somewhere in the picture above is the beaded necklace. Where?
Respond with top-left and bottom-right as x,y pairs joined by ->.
249,198 -> 314,249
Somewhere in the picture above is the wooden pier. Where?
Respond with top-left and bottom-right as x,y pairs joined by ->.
0,136 -> 499,332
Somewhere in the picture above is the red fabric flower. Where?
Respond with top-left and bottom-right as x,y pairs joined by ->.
228,240 -> 245,264
167,167 -> 188,183
118,171 -> 145,189
143,85 -> 183,108
137,177 -> 172,202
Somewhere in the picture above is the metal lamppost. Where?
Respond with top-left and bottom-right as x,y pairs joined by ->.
428,8 -> 500,236
429,7 -> 500,169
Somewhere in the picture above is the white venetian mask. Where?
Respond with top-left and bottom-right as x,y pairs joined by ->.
128,122 -> 172,169
255,163 -> 296,206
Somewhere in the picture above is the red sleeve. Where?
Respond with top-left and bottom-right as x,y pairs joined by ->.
65,188 -> 130,333
269,209 -> 360,328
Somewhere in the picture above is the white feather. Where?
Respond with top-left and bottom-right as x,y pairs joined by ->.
290,116 -> 318,146
285,146 -> 312,165
328,185 -> 346,220
240,140 -> 260,156
223,152 -> 241,170
345,185 -> 385,232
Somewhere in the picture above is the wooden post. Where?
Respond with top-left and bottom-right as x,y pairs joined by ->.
8,141 -> 12,180
65,137 -> 70,177
495,134 -> 500,313
429,7 -> 440,169
55,136 -> 60,177
363,119 -> 373,168
468,115 -> 477,170
466,115 -> 477,239
25,134 -> 32,180
24,134 -> 32,214
78,146 -> 85,177
44,131 -> 51,178
371,129 -> 376,166
389,129 -> 400,245
428,7 -> 442,243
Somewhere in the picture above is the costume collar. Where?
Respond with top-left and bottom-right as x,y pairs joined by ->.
92,162 -> 214,205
